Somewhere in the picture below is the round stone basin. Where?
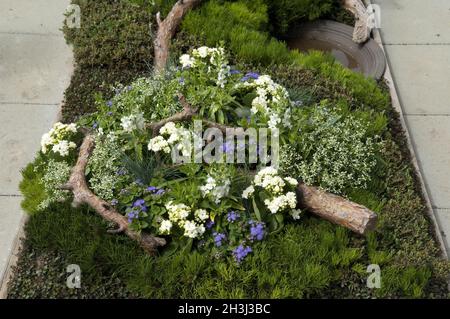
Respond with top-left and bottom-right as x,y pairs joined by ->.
283,20 -> 386,80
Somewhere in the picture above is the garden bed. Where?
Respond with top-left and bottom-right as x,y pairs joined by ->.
6,0 -> 449,299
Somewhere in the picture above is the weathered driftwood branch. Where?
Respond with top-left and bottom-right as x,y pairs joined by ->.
297,183 -> 377,235
146,94 -> 198,135
341,0 -> 372,44
61,134 -> 166,254
153,0 -> 201,72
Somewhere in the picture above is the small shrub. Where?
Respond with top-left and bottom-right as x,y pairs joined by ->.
264,0 -> 336,34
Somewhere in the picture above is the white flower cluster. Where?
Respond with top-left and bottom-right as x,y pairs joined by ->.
242,167 -> 300,218
180,46 -> 229,88
120,112 -> 145,132
40,122 -> 77,156
38,159 -> 72,209
241,75 -> 291,129
279,106 -> 379,194
200,175 -> 231,204
147,122 -> 192,156
159,202 -> 209,239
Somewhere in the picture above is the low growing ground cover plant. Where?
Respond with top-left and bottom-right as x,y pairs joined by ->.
9,0 -> 449,299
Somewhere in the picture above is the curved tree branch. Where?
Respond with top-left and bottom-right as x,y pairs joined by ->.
153,0 -> 202,72
341,0 -> 372,44
62,134 -> 166,254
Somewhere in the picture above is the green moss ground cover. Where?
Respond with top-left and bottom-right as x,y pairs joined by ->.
7,0 -> 449,298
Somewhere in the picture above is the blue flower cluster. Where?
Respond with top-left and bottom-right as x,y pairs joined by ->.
240,72 -> 259,82
126,198 -> 148,223
249,220 -> 265,241
213,232 -> 227,247
226,211 -> 240,222
233,245 -> 252,263
146,186 -> 166,196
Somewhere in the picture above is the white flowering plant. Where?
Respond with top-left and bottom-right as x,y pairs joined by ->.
33,46 -> 382,263
40,122 -> 80,158
241,166 -> 301,232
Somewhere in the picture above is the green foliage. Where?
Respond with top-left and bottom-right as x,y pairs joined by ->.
264,0 -> 336,34
87,135 -> 132,201
63,0 -> 154,68
181,0 -> 292,66
19,159 -> 47,215
280,102 -> 381,194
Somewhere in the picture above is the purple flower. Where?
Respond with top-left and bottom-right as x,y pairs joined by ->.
178,77 -> 185,85
205,219 -> 215,229
116,168 -> 127,176
111,199 -> 119,206
106,100 -> 113,107
241,72 -> 259,82
227,211 -> 240,223
230,69 -> 241,75
126,85 -> 132,91
222,141 -> 234,154
127,210 -> 139,223
213,232 -> 226,247
92,122 -> 98,129
233,245 -> 252,263
107,111 -> 113,116
155,189 -> 165,196
132,199 -> 147,212
250,222 -> 265,241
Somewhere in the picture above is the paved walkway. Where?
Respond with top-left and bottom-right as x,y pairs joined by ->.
372,0 -> 450,256
0,0 -> 73,287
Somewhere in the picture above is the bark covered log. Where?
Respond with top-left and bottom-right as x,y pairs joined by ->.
341,0 -> 372,44
153,0 -> 201,72
61,134 -> 166,254
297,183 -> 377,235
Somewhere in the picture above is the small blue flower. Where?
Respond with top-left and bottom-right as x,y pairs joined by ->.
111,199 -> 119,206
233,244 -> 252,263
222,141 -> 234,154
146,186 -> 157,192
213,232 -> 226,247
241,72 -> 259,82
92,122 -> 98,129
250,222 -> 265,241
155,189 -> 165,196
178,77 -> 185,85
116,168 -> 127,176
206,219 -> 215,229
107,111 -> 113,116
227,211 -> 239,223
106,100 -> 113,107
230,69 -> 241,75
132,199 -> 147,212
126,85 -> 132,91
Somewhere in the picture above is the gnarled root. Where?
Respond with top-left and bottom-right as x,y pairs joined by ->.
61,134 -> 166,254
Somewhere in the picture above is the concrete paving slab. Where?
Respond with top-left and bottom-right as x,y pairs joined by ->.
373,0 -> 450,44
0,33 -> 73,104
0,0 -> 71,35
0,104 -> 58,195
384,45 -> 450,115
406,115 -> 450,209
434,208 -> 450,256
0,196 -> 24,285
